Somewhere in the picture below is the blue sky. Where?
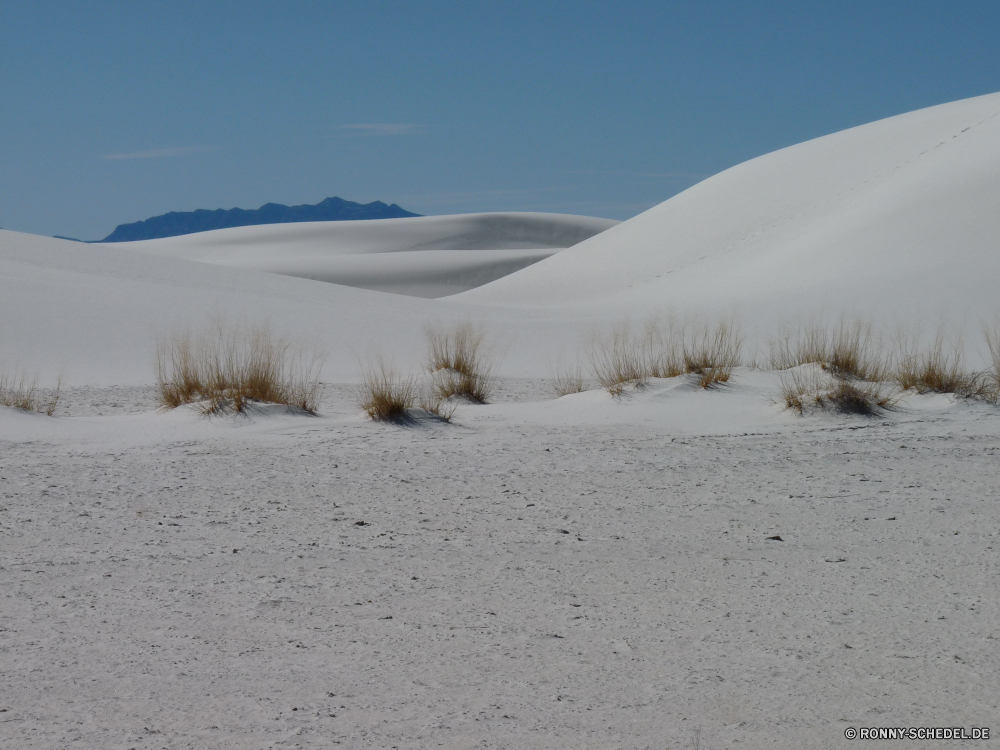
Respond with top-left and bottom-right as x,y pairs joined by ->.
2,0 -> 999,239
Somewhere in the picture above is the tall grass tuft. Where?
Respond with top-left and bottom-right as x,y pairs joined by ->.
587,323 -> 648,396
418,388 -> 457,422
682,320 -> 743,388
426,322 -> 498,404
893,331 -> 987,397
0,372 -> 61,416
360,358 -> 416,421
551,360 -> 587,397
986,326 -> 1000,403
643,320 -> 684,379
588,318 -> 742,394
155,323 -> 322,414
770,320 -> 888,381
780,366 -> 894,416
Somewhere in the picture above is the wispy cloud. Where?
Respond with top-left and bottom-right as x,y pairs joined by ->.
560,169 -> 711,181
102,146 -> 214,161
340,123 -> 422,136
399,185 -> 577,207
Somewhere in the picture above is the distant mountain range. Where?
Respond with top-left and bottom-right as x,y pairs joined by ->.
95,197 -> 421,242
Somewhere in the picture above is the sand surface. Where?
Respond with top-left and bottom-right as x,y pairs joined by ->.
2,378 -> 998,749
3,92 -> 1000,748
115,213 -> 618,298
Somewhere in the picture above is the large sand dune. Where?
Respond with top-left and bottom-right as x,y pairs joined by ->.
4,94 -> 1000,385
115,212 -> 618,298
461,92 -> 1000,339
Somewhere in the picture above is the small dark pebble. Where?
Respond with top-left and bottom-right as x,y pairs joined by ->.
355,521 -> 368,526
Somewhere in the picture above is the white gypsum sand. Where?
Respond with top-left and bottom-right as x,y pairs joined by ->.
1,379 -> 998,749
2,92 -> 1000,748
114,212 -> 619,298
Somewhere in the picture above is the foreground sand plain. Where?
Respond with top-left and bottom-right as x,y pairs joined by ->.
2,378 -> 997,749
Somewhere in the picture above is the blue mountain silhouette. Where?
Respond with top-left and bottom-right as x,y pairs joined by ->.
99,196 -> 421,242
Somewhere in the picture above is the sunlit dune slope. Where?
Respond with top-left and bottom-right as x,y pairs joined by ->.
459,93 -> 1000,338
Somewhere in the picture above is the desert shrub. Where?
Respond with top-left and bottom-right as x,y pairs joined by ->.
418,388 -> 457,422
986,327 -> 1000,403
770,320 -> 888,381
681,321 -> 743,388
820,378 -> 895,414
587,323 -> 648,395
643,320 -> 684,379
780,367 -> 894,416
360,358 -> 416,421
155,323 -> 321,414
551,361 -> 587,397
0,372 -> 61,416
769,326 -> 826,371
893,331 -> 989,398
430,368 -> 494,404
589,318 -> 742,394
425,322 -> 498,403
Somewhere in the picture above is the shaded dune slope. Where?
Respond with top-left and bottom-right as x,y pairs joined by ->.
116,213 -> 618,298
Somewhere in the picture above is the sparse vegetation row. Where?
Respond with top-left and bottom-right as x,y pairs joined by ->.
155,323 -> 322,415
0,372 -> 61,415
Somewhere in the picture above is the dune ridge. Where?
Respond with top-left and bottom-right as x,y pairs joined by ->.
3,94 -> 1000,383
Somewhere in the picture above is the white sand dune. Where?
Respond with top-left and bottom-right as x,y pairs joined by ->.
4,94 -> 1000,385
0,230 -> 434,384
3,94 -> 1000,749
460,92 -> 1000,345
115,212 -> 618,298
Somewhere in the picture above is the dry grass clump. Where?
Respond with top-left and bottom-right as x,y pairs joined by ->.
587,324 -> 648,395
358,360 -> 457,423
0,372 -> 61,416
551,361 -> 587,397
986,327 -> 1000,402
777,322 -> 1000,415
780,367 -> 894,416
155,324 -> 321,414
431,368 -> 495,404
588,319 -> 742,395
681,321 -> 743,388
643,320 -> 684,379
418,389 -> 457,422
892,331 -> 991,398
426,322 -> 498,404
360,358 -> 416,421
770,320 -> 888,381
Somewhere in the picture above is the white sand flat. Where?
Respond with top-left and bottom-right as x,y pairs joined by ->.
2,93 -> 999,748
